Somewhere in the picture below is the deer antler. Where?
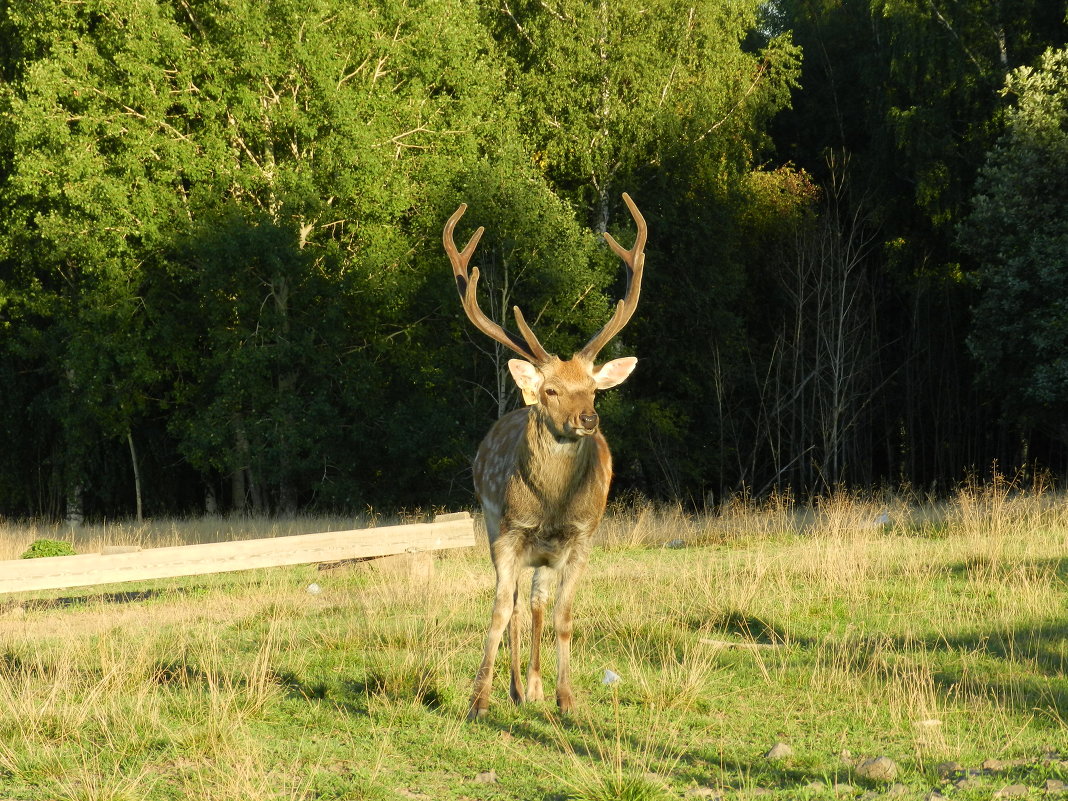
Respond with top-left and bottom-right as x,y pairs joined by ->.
578,193 -> 647,362
444,204 -> 551,364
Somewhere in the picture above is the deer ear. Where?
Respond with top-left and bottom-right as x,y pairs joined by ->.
593,357 -> 637,390
508,359 -> 543,405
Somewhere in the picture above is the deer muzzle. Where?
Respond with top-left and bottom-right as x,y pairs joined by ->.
569,412 -> 599,437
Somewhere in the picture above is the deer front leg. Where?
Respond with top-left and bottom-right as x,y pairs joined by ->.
468,559 -> 519,721
554,551 -> 589,714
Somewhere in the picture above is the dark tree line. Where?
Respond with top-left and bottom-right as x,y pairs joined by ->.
0,0 -> 1066,520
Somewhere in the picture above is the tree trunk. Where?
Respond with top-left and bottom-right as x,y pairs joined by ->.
127,428 -> 143,523
273,272 -> 297,516
65,483 -> 84,527
233,415 -> 255,513
231,466 -> 246,514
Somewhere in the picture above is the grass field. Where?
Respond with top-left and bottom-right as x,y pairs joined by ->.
2,480 -> 1068,800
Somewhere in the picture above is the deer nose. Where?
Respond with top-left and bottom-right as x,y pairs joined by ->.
579,412 -> 599,430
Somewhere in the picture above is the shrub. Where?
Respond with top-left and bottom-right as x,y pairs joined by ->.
20,539 -> 77,559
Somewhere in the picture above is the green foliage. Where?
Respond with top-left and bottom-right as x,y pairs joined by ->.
0,0 -> 515,514
960,47 -> 1068,441
20,539 -> 77,558
469,0 -> 804,497
776,0 -> 1064,254
0,0 -> 1065,516
0,0 -> 805,516
486,0 -> 799,222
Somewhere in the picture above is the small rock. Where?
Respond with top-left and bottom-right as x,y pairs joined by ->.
602,669 -> 621,685
983,758 -> 1010,772
805,780 -> 826,792
473,770 -> 497,784
764,742 -> 793,760
924,793 -> 947,801
840,749 -> 856,766
994,785 -> 1028,798
683,788 -> 722,799
856,756 -> 899,782
834,782 -> 855,793
955,777 -> 981,790
935,762 -> 962,779
887,784 -> 909,796
1046,779 -> 1067,793
666,538 -> 686,549
642,772 -> 670,790
306,583 -> 322,595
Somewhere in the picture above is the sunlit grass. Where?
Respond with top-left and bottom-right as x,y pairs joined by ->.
1,480 -> 1068,798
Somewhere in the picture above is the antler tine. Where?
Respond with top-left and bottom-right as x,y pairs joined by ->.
578,192 -> 647,362
511,306 -> 551,363
444,204 -> 551,364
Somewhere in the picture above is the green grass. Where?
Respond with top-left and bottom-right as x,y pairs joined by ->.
2,481 -> 1068,799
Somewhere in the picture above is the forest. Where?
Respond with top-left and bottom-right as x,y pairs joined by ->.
0,0 -> 1066,520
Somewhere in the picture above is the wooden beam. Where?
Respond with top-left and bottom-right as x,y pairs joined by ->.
0,513 -> 474,596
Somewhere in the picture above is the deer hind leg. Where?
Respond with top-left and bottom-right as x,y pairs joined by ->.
525,567 -> 551,702
508,579 -> 525,705
554,552 -> 589,714
468,555 -> 519,721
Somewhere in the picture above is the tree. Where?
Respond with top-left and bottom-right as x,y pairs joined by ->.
770,0 -> 1068,488
487,0 -> 800,229
960,47 -> 1068,445
481,0 -> 802,498
0,0 -> 198,519
0,0 -> 522,515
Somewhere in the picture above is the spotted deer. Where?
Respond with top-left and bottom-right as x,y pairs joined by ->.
443,193 -> 647,720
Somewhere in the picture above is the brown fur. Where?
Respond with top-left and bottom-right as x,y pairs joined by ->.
467,357 -> 615,720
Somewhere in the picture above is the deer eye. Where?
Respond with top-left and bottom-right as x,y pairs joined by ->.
544,387 -> 558,397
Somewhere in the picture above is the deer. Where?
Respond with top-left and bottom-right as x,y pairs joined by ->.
443,192 -> 647,721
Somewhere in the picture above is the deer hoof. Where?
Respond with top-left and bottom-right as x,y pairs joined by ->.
465,704 -> 487,726
466,703 -> 489,722
508,683 -> 526,705
556,689 -> 575,714
526,675 -> 544,702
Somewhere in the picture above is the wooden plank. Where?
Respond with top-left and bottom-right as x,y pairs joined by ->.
431,511 -> 472,525
0,513 -> 474,596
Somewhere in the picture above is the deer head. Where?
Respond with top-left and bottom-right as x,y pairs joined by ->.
443,193 -> 647,435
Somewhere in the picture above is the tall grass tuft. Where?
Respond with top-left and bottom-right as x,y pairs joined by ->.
543,690 -> 681,801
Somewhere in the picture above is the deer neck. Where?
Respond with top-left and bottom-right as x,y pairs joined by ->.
517,405 -> 599,504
